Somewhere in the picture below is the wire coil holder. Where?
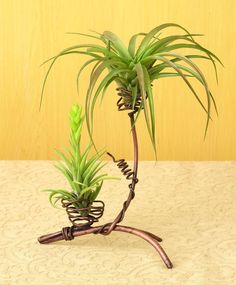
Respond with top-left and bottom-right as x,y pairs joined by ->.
116,87 -> 143,112
61,199 -> 105,228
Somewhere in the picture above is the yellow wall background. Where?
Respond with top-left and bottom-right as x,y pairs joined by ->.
0,0 -> 235,160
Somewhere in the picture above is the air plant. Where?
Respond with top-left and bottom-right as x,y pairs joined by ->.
43,104 -> 119,209
40,23 -> 222,157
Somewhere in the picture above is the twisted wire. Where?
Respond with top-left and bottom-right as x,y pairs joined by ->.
62,226 -> 75,241
106,152 -> 138,182
61,199 -> 105,228
94,154 -> 138,236
116,87 -> 142,112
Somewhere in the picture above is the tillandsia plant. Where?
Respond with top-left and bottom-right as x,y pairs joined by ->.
40,23 -> 222,157
43,104 -> 119,210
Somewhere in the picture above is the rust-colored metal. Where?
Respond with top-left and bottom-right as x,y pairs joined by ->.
106,152 -> 137,180
38,87 -> 173,269
116,87 -> 143,111
61,198 -> 105,228
94,90 -> 139,236
38,224 -> 172,268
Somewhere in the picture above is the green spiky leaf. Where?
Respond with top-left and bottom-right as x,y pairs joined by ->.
40,24 -> 221,158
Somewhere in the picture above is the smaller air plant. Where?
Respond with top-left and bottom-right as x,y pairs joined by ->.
43,104 -> 119,209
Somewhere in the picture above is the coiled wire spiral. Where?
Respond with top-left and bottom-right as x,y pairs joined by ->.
116,87 -> 143,112
106,152 -> 138,183
61,198 -> 105,228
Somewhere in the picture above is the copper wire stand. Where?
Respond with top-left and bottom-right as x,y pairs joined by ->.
38,88 -> 173,269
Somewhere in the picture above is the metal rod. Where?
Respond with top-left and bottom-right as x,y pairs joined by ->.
38,224 -> 172,269
99,111 -> 139,235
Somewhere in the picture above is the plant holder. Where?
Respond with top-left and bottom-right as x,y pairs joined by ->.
61,198 -> 105,228
38,88 -> 173,269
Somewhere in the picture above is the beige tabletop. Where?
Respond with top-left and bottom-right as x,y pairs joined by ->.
0,161 -> 236,285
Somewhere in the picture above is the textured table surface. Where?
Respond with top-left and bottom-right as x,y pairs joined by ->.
0,161 -> 236,285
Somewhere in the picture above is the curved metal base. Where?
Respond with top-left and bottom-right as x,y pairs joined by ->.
38,224 -> 173,269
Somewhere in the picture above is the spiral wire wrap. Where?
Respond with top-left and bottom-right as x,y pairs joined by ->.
116,87 -> 143,112
106,152 -> 138,184
61,198 -> 105,229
